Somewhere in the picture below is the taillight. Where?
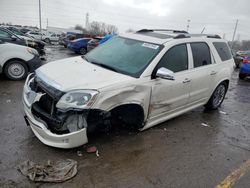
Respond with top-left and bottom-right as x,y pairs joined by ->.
242,59 -> 250,63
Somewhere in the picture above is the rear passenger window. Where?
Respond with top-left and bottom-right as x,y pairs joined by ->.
213,42 -> 232,61
191,43 -> 211,68
157,44 -> 188,72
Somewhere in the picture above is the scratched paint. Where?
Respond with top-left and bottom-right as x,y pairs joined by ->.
215,159 -> 250,188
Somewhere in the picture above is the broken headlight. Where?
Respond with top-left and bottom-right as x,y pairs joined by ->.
56,90 -> 98,111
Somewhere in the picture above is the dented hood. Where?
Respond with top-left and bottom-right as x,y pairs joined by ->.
36,56 -> 134,91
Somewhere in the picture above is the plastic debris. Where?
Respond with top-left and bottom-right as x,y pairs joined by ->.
6,99 -> 11,103
163,128 -> 167,131
219,111 -> 227,115
86,146 -> 97,153
201,123 -> 210,127
17,159 -> 77,182
77,151 -> 83,157
96,150 -> 100,157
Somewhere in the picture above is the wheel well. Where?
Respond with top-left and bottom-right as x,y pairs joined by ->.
221,79 -> 229,90
110,104 -> 145,129
3,58 -> 27,72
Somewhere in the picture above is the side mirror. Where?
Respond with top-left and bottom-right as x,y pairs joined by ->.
156,67 -> 175,80
11,35 -> 17,41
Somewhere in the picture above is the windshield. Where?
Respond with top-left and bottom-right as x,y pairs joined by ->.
85,36 -> 162,77
10,29 -> 25,36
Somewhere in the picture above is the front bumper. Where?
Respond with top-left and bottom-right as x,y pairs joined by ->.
27,55 -> 42,72
22,76 -> 88,148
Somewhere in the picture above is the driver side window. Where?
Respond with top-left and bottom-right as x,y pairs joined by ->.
157,44 -> 188,73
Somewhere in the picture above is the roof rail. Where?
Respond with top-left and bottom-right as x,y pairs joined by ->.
174,34 -> 221,39
136,29 -> 189,34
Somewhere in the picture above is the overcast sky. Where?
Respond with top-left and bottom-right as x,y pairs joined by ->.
0,0 -> 250,40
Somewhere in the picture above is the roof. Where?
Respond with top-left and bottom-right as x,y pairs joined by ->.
120,29 -> 222,45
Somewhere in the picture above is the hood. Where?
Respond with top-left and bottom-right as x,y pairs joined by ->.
36,56 -> 134,91
18,35 -> 34,41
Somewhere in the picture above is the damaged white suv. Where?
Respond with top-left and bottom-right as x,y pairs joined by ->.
23,29 -> 234,148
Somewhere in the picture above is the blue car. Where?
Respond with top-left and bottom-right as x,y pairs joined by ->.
239,55 -> 250,79
67,38 -> 91,55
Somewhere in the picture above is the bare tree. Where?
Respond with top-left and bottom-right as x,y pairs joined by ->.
88,21 -> 118,36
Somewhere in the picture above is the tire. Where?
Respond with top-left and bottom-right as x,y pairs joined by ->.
205,82 -> 227,110
111,105 -> 144,130
4,60 -> 28,80
239,73 -> 246,80
79,48 -> 87,55
44,38 -> 51,44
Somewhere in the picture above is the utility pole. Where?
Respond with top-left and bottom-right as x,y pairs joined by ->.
85,13 -> 89,30
187,19 -> 190,32
231,19 -> 238,49
46,18 -> 48,29
39,0 -> 42,31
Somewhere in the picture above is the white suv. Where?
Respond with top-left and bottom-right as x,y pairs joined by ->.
22,29 -> 234,148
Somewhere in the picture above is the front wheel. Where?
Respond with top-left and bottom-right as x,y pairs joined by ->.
79,48 -> 87,55
4,60 -> 28,80
44,38 -> 51,44
205,82 -> 227,110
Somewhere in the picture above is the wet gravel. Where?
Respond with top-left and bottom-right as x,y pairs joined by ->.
0,45 -> 250,188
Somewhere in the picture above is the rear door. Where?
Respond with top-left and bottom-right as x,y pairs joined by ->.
187,42 -> 216,105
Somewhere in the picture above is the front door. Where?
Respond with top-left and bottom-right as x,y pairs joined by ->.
149,44 -> 192,119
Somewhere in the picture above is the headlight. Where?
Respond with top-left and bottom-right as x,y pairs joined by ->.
26,40 -> 36,47
27,48 -> 39,56
56,90 -> 99,111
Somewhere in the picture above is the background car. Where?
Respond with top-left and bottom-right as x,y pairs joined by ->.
87,37 -> 103,52
3,26 -> 46,58
26,30 -> 44,40
0,40 -> 41,80
232,50 -> 243,68
0,27 -> 46,58
43,33 -> 61,43
239,55 -> 250,79
67,38 -> 91,55
59,33 -> 85,48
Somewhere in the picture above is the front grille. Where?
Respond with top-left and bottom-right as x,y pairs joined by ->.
30,76 -> 67,133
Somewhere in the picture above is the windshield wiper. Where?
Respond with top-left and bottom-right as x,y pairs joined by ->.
81,55 -> 89,62
81,56 -> 118,72
91,62 -> 118,72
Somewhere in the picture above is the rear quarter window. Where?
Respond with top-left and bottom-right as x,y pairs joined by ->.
213,42 -> 232,61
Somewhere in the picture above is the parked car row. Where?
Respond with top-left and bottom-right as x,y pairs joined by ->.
0,27 -> 46,58
26,31 -> 61,43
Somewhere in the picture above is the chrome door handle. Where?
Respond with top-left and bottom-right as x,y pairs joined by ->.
210,71 -> 217,75
183,78 -> 191,83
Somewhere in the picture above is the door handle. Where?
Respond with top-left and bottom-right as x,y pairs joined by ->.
183,78 -> 191,83
210,71 -> 217,75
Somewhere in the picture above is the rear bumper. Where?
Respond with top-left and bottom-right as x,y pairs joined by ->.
240,63 -> 250,74
27,55 -> 42,72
